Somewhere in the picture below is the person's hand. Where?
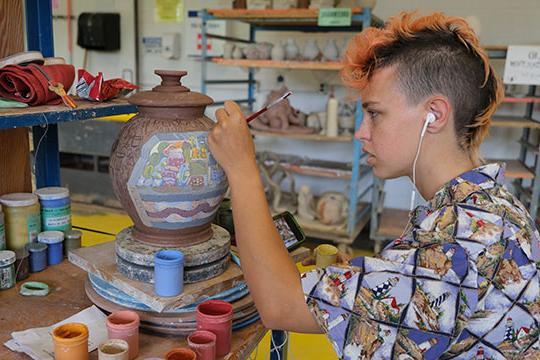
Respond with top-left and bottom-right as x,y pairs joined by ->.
301,250 -> 352,267
208,101 -> 258,178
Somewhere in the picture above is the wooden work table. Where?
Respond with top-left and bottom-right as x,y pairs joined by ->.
0,261 -> 267,360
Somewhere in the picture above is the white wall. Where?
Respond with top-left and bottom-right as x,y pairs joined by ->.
51,0 -> 540,209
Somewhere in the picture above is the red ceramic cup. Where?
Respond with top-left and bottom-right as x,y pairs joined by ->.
165,347 -> 197,360
187,330 -> 217,360
106,310 -> 140,360
196,300 -> 233,357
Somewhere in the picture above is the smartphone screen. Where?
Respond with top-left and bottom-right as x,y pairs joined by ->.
273,212 -> 305,250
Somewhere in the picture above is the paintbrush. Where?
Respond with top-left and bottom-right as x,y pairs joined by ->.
245,90 -> 293,123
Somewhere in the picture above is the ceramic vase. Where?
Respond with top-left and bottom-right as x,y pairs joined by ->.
316,192 -> 348,225
232,46 -> 244,59
302,39 -> 320,61
322,39 -> 339,61
256,42 -> 273,60
285,39 -> 300,60
109,70 -> 228,247
271,42 -> 286,61
223,43 -> 235,59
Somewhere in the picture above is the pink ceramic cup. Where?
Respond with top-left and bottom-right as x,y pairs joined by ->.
187,330 -> 217,360
196,300 -> 233,357
106,310 -> 140,360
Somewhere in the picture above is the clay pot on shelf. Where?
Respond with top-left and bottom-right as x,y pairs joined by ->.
302,39 -> 320,61
109,70 -> 228,247
271,42 -> 286,61
316,192 -> 348,226
285,39 -> 300,60
322,39 -> 339,61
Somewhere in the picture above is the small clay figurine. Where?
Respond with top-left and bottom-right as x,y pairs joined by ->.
257,152 -> 296,213
316,192 -> 348,226
250,87 -> 314,134
297,185 -> 317,221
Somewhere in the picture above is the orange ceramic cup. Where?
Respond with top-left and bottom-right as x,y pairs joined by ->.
165,347 -> 197,360
52,322 -> 89,360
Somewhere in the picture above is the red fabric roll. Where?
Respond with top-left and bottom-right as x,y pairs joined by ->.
0,64 -> 75,106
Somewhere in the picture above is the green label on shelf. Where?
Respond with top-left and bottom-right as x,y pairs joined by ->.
318,8 -> 352,27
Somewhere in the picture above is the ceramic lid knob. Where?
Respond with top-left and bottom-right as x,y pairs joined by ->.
153,70 -> 189,93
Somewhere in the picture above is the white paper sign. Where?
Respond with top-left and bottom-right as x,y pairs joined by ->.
503,45 -> 540,85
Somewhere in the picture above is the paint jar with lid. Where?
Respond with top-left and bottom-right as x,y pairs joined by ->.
0,250 -> 16,290
154,250 -> 184,297
14,246 -> 29,281
0,208 -> 5,250
52,323 -> 89,360
27,242 -> 48,272
64,229 -> 82,256
0,193 -> 41,251
35,187 -> 71,232
196,300 -> 233,357
106,310 -> 140,360
38,231 -> 64,265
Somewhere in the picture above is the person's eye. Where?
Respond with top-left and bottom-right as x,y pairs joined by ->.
366,109 -> 379,120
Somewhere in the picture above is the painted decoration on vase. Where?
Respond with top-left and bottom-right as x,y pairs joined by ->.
128,132 -> 228,229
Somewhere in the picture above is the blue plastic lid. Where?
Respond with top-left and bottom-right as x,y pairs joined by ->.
27,242 -> 48,253
154,250 -> 184,267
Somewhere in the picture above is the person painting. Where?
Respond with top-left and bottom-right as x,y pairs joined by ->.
208,12 -> 540,359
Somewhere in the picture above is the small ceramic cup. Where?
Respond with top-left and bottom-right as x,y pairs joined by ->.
98,339 -> 129,360
165,347 -> 197,360
315,244 -> 338,268
196,300 -> 233,357
52,323 -> 89,360
106,310 -> 140,360
187,330 -> 217,360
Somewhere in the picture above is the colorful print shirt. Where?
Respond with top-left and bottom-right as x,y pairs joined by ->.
301,163 -> 540,359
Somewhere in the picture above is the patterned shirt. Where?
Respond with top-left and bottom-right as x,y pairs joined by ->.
301,163 -> 540,359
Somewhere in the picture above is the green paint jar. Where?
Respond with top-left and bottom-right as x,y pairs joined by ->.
0,250 -> 16,290
35,187 -> 71,232
64,229 -> 82,256
0,193 -> 41,251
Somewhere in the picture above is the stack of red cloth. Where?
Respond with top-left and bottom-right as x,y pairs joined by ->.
0,64 -> 75,106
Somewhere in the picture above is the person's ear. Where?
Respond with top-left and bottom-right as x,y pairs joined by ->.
425,96 -> 451,134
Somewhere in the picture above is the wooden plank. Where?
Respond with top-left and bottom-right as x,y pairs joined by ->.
209,7 -> 364,19
375,208 -> 410,240
212,58 -> 342,71
0,261 -> 267,360
491,116 -> 540,129
69,242 -> 245,313
0,0 -> 32,195
487,159 -> 534,179
502,96 -> 540,104
251,129 -> 352,142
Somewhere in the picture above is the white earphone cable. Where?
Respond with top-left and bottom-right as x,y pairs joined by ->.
409,115 -> 433,210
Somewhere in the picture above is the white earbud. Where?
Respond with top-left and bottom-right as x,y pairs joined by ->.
410,112 -> 436,210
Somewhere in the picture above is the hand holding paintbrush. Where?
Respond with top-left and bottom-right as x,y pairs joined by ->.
245,90 -> 293,123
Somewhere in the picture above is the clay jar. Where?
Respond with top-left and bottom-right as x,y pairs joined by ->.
110,70 -> 228,247
187,330 -> 217,360
52,323 -> 89,360
106,310 -> 140,360
196,300 -> 233,357
165,348 -> 197,360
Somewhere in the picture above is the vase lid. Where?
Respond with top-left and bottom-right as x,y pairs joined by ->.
128,70 -> 213,108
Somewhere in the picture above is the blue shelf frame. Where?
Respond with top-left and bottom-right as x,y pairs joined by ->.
0,0 -> 136,188
190,8 -> 376,360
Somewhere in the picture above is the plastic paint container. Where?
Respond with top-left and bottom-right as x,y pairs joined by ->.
106,310 -> 140,360
0,193 -> 41,251
27,242 -> 48,272
38,231 -> 64,265
35,187 -> 71,232
165,348 -> 197,360
0,250 -> 16,290
196,300 -> 233,357
187,330 -> 216,360
52,322 -> 89,360
315,244 -> 338,269
0,208 -> 5,250
64,229 -> 82,256
98,339 -> 129,360
14,246 -> 29,281
154,250 -> 184,297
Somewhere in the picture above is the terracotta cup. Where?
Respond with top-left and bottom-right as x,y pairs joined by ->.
52,323 -> 89,360
196,300 -> 233,357
188,330 -> 217,360
106,310 -> 140,360
98,339 -> 129,360
165,347 -> 197,360
315,244 -> 338,268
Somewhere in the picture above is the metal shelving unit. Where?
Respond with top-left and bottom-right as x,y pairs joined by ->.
370,46 -> 540,252
0,0 -> 137,189
190,7 -> 379,247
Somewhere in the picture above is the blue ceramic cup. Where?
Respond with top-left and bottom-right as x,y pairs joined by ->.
154,250 -> 184,297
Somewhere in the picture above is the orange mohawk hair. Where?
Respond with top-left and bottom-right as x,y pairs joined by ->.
342,12 -> 503,161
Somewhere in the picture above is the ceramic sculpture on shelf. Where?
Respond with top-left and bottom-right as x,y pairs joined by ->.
249,87 -> 314,134
322,39 -> 339,61
316,192 -> 348,226
232,46 -> 244,59
284,39 -> 300,60
109,70 -> 228,247
306,112 -> 321,132
257,152 -> 297,214
309,0 -> 335,9
302,39 -> 320,61
256,42 -> 273,60
271,41 -> 285,61
243,44 -> 259,60
297,185 -> 316,221
273,0 -> 297,8
223,43 -> 235,59
338,101 -> 356,136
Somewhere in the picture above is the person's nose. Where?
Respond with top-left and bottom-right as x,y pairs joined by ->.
354,118 -> 370,141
